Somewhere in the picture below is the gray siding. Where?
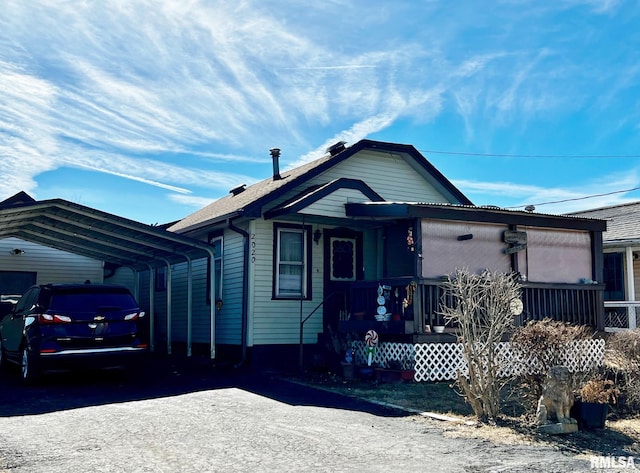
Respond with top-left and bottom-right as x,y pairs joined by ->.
217,229 -> 244,344
0,237 -> 103,288
249,220 -> 324,346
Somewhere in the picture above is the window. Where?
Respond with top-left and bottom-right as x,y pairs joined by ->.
274,224 -> 311,299
603,252 -> 624,301
330,237 -> 356,281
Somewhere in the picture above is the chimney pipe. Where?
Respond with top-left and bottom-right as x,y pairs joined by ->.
270,148 -> 282,180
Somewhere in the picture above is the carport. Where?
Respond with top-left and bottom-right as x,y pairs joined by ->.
0,195 -> 216,358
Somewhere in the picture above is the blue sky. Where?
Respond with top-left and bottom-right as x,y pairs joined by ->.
2,0 -> 640,225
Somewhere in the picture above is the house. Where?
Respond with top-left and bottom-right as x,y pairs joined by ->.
0,140 -> 608,371
570,202 -> 640,331
167,139 -> 607,369
0,192 -> 102,293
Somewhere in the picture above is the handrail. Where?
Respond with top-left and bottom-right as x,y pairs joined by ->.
299,290 -> 344,371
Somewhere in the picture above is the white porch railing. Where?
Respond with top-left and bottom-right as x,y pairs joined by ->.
353,339 -> 605,382
604,301 -> 640,332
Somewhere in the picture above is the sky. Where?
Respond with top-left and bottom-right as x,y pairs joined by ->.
2,0 -> 640,225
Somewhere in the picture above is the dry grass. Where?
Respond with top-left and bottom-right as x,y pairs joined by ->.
292,370 -> 640,455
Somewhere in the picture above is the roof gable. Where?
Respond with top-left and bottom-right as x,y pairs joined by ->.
169,139 -> 472,234
0,191 -> 36,207
264,178 -> 384,220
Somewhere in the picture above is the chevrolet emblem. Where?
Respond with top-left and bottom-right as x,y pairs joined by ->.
94,315 -> 106,321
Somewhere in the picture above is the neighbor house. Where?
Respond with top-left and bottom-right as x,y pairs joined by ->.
0,140 -> 608,370
570,202 -> 640,331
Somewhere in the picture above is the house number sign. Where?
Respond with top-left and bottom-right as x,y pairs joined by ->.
251,233 -> 256,263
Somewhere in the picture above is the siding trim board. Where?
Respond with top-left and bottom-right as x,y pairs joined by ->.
264,178 -> 384,219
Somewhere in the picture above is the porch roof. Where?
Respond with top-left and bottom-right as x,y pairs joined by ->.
0,196 -> 214,271
344,202 -> 607,231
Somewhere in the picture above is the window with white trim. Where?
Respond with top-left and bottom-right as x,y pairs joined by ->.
275,225 -> 309,298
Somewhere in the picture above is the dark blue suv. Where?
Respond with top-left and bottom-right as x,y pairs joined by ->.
0,284 -> 148,383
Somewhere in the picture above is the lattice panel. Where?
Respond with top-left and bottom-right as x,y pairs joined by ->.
353,341 -> 415,370
605,309 -> 629,328
353,339 -> 605,382
414,343 -> 466,382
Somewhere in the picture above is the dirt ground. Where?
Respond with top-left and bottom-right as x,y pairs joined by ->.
289,370 -> 640,458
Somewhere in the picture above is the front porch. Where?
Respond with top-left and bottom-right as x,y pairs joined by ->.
336,277 -> 605,341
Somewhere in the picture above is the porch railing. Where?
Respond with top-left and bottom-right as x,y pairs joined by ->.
345,278 -> 605,332
604,301 -> 640,332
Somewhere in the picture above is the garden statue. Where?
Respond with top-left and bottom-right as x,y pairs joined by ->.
536,365 -> 578,430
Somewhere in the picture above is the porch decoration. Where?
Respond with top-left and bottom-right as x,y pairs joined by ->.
535,365 -> 578,435
402,281 -> 417,317
364,329 -> 378,366
406,226 -> 414,251
375,284 -> 389,321
571,377 -> 618,430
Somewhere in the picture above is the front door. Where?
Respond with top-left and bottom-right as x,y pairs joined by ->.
323,228 -> 363,332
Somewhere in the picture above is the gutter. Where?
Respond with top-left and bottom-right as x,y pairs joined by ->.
229,218 -> 250,368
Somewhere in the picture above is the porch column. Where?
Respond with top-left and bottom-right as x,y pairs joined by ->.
625,247 -> 636,329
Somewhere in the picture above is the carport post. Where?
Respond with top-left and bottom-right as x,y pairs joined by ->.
143,263 -> 155,353
201,247 -> 216,360
160,258 -> 172,355
182,253 -> 193,357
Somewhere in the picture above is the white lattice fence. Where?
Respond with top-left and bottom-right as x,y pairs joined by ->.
354,339 -> 605,382
353,341 -> 415,368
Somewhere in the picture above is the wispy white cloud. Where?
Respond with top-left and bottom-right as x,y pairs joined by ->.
1,0 -> 639,221
456,168 -> 640,214
168,193 -> 216,209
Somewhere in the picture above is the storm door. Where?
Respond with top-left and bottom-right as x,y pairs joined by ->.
323,229 -> 363,332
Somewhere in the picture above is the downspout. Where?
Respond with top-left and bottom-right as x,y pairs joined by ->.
229,218 -> 250,367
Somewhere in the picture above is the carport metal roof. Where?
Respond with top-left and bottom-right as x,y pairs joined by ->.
0,198 -> 213,271
0,196 -> 217,359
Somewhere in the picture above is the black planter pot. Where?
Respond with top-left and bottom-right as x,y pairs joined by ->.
571,401 -> 608,430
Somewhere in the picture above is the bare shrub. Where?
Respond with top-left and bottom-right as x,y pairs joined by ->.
577,376 -> 619,404
509,318 -> 592,404
605,329 -> 640,413
438,269 -> 521,422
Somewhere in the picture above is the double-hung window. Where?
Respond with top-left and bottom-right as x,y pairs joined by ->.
274,225 -> 310,299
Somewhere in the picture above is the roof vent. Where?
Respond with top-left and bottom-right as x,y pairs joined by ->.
229,184 -> 246,196
270,148 -> 282,181
326,141 -> 347,156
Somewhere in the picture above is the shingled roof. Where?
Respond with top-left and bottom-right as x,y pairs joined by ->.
169,139 -> 473,234
569,201 -> 640,242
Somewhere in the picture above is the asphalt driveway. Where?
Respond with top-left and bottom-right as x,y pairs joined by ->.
0,356 -> 597,472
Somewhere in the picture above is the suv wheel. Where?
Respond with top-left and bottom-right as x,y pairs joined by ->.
21,346 -> 39,384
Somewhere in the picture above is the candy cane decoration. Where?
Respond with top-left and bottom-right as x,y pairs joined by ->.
365,330 -> 378,366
